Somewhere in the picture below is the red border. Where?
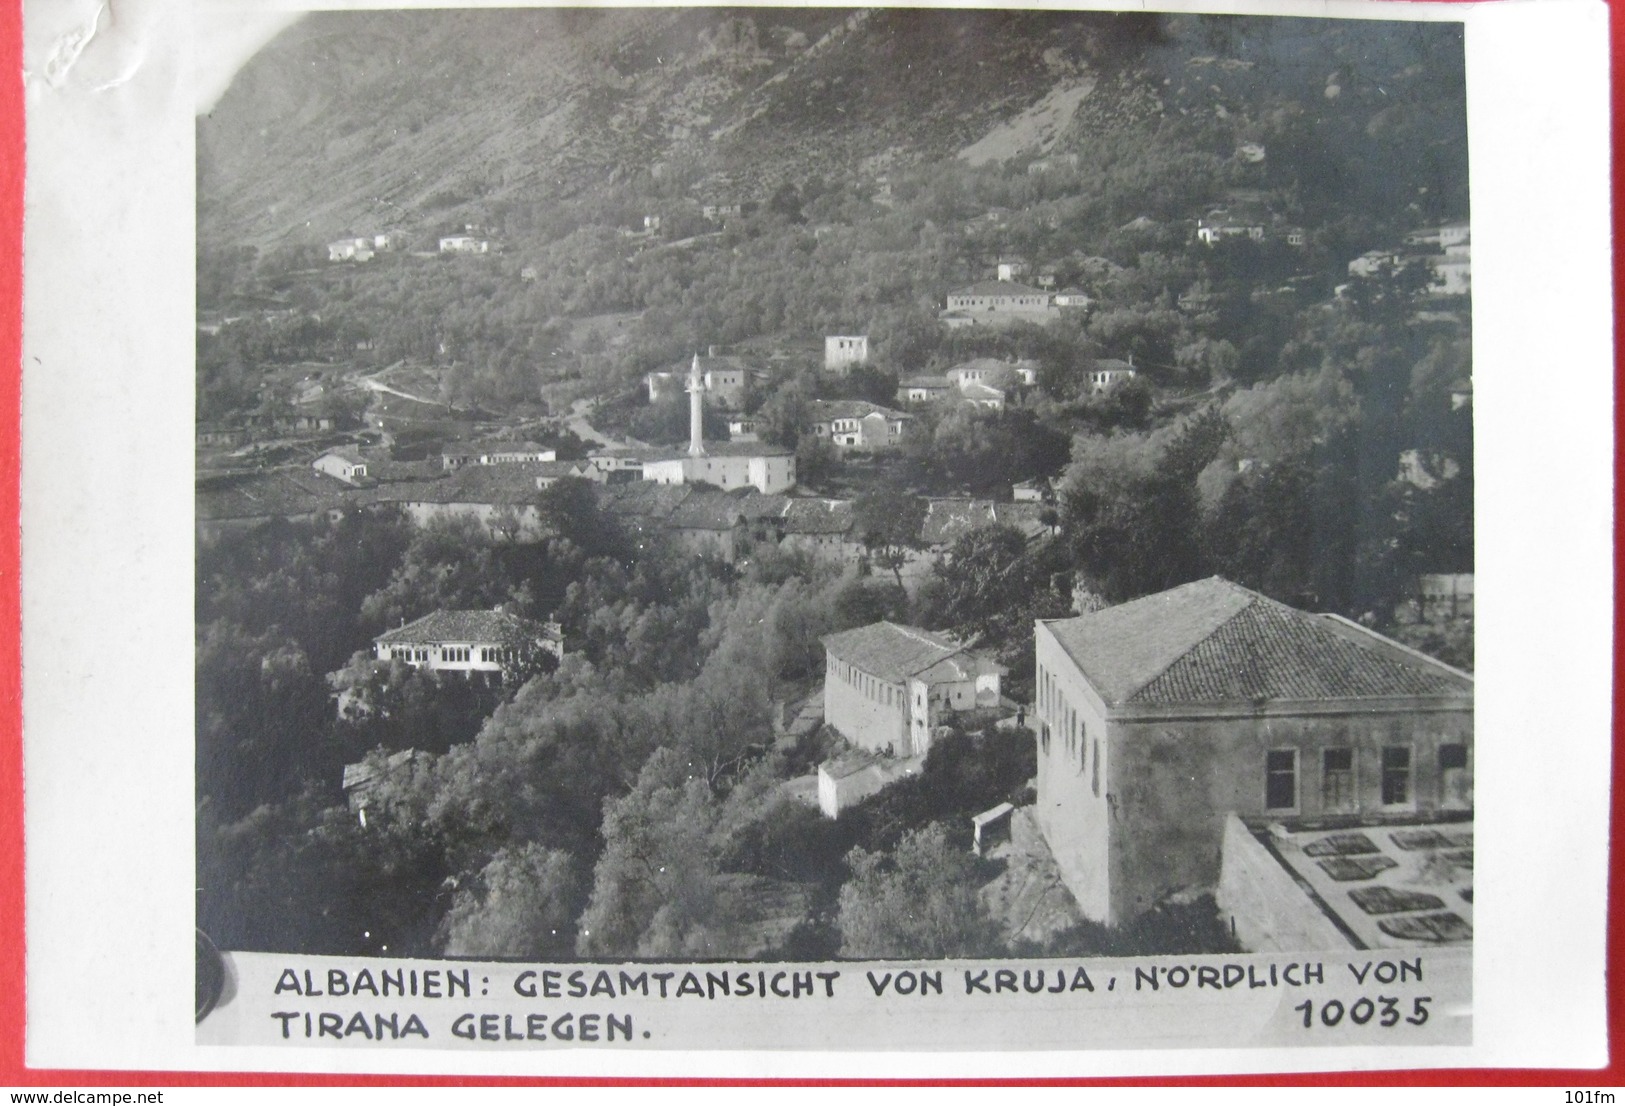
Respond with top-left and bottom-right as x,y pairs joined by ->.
0,0 -> 1616,1087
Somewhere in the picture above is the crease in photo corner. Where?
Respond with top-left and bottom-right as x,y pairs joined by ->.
15,0 -> 1625,1078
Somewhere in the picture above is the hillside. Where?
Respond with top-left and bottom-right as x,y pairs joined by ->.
198,9 -> 1465,250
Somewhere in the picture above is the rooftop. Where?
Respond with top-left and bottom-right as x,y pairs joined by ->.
821,621 -> 993,685
1042,577 -> 1473,708
642,441 -> 793,462
666,490 -> 791,531
949,280 -> 1049,298
783,498 -> 855,535
919,499 -> 1046,547
374,609 -> 561,647
808,399 -> 911,422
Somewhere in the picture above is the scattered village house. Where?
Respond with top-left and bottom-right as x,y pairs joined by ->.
897,376 -> 954,404
373,609 -> 564,682
1088,358 -> 1137,393
1196,209 -> 1266,246
442,442 -> 557,469
824,335 -> 869,374
439,235 -> 491,255
941,281 -> 1053,326
805,400 -> 911,452
822,622 -> 1004,759
327,237 -> 374,263
342,748 -> 420,825
1032,577 -> 1472,928
312,447 -> 369,485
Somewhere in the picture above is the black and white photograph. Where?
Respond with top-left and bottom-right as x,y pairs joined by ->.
18,0 -> 1616,1077
188,3 -> 1482,1031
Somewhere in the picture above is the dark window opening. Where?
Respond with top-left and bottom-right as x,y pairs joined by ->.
1266,749 -> 1297,810
1382,746 -> 1412,805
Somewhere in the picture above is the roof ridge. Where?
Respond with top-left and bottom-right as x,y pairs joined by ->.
1119,581 -> 1260,699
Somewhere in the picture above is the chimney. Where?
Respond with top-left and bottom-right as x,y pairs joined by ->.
708,345 -> 717,357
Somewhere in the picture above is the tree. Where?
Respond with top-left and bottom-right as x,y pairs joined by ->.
439,844 -> 582,958
575,753 -> 726,957
837,822 -> 1002,958
852,484 -> 927,588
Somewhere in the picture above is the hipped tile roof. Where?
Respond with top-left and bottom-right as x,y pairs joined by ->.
1044,577 -> 1472,708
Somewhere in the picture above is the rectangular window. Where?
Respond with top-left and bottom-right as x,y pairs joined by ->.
1439,744 -> 1468,771
1321,748 -> 1355,812
1265,749 -> 1298,810
1381,746 -> 1412,805
1091,739 -> 1101,797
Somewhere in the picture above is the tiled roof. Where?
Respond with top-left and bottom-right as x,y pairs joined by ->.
443,440 -> 549,456
945,357 -> 1019,377
595,482 -> 692,519
531,460 -> 594,478
1043,577 -> 1473,708
899,375 -> 952,389
642,441 -> 793,461
948,281 -> 1049,298
375,609 -> 561,647
783,498 -> 855,535
808,399 -> 910,422
960,382 -> 1005,400
667,490 -> 791,531
195,471 -> 352,521
821,621 -> 993,684
919,499 -> 1046,546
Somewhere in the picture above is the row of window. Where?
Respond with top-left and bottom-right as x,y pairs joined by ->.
828,657 -> 911,710
1036,664 -> 1101,798
1264,744 -> 1469,812
389,645 -> 498,664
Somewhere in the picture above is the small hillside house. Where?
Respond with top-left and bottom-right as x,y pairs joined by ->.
313,448 -> 368,485
822,622 -> 1004,758
1033,577 -> 1472,927
1088,359 -> 1137,393
374,609 -> 563,681
824,335 -> 870,374
439,235 -> 491,254
806,400 -> 911,451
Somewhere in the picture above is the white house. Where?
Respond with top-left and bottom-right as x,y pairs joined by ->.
806,400 -> 911,451
313,447 -> 368,485
439,235 -> 491,255
373,609 -> 564,680
328,237 -> 374,263
821,622 -> 1004,758
825,335 -> 870,374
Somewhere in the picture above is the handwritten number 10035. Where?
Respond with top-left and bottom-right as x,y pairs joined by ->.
1293,996 -> 1431,1029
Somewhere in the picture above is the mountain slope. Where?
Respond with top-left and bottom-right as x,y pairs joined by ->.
198,9 -> 1465,249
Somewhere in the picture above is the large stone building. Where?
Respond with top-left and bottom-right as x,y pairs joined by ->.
822,622 -> 1004,758
1033,577 -> 1473,927
942,281 -> 1053,325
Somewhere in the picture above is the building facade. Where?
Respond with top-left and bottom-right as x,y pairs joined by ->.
822,622 -> 1004,758
944,281 -> 1053,322
373,609 -> 563,679
1033,577 -> 1473,926
824,335 -> 870,374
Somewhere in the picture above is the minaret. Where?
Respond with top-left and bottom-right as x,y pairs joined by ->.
687,352 -> 707,458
